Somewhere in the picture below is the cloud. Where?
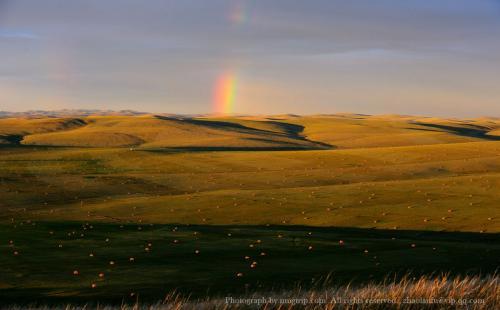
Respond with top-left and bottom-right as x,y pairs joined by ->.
0,29 -> 40,39
0,0 -> 499,116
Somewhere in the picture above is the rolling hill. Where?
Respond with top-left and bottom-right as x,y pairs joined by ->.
1,115 -> 326,149
0,114 -> 499,149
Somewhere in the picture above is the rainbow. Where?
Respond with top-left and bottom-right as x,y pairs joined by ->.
211,2 -> 247,114
229,1 -> 246,25
214,72 -> 237,114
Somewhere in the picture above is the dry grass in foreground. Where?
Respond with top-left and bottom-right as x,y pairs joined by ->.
4,274 -> 498,310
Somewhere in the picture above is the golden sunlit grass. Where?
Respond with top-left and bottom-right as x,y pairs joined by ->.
0,117 -> 86,137
2,114 -> 499,149
3,274 -> 498,309
487,129 -> 500,137
14,115 -> 325,149
2,139 -> 497,231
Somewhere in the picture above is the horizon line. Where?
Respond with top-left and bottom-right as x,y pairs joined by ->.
0,109 -> 498,120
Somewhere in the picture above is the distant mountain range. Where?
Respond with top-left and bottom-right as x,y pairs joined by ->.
0,109 -> 152,118
1,109 -> 498,121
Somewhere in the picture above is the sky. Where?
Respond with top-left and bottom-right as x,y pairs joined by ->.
0,0 -> 499,117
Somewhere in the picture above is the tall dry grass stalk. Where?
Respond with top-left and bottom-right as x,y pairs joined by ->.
4,274 -> 498,310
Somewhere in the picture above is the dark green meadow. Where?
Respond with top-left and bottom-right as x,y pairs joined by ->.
1,222 -> 498,304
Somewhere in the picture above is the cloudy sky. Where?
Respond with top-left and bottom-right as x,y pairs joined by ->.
1,0 -> 499,116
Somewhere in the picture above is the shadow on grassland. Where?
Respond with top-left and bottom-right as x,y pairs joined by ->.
142,145 -> 334,152
0,223 -> 498,305
412,122 -> 500,141
0,134 -> 23,146
155,116 -> 333,150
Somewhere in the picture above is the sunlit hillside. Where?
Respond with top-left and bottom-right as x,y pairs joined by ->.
1,114 -> 499,149
0,115 -> 326,149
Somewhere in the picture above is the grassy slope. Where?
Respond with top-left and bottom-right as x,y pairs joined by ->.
195,114 -> 500,149
280,115 -> 499,149
0,118 -> 86,145
488,129 -> 500,137
2,114 -> 499,149
16,115 -> 325,149
1,141 -> 499,232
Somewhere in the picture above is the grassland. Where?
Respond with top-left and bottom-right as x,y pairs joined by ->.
0,114 -> 499,307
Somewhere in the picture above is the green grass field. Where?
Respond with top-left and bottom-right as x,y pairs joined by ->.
0,114 -> 499,305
